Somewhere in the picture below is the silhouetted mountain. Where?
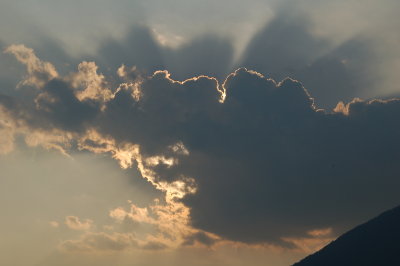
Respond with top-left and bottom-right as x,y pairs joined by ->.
293,205 -> 400,266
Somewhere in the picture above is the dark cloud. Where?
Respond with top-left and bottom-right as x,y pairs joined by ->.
99,70 -> 221,156
182,232 -> 218,247
141,241 -> 168,250
1,5 -> 399,247
2,52 -> 400,246
0,79 -> 99,133
119,70 -> 399,244
182,72 -> 400,244
35,79 -> 100,132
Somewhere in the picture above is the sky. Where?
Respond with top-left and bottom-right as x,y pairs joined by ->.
0,0 -> 400,265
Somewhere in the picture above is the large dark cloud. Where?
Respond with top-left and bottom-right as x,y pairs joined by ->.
181,70 -> 400,244
2,57 -> 400,246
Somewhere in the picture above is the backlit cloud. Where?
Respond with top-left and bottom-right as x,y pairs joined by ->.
2,45 -> 400,250
4,44 -> 58,88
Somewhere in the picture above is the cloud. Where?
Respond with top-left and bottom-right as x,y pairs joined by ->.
68,61 -> 112,102
2,45 -> 400,249
4,44 -> 58,88
182,69 -> 400,244
49,221 -> 60,228
65,216 -> 93,231
60,197 -> 198,252
281,228 -> 334,254
61,232 -> 137,252
182,231 -> 219,247
0,104 -> 16,154
0,93 -> 75,155
141,240 -> 168,250
107,199 -> 205,249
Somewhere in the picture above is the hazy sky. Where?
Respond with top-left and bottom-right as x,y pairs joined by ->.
1,1 -> 400,265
